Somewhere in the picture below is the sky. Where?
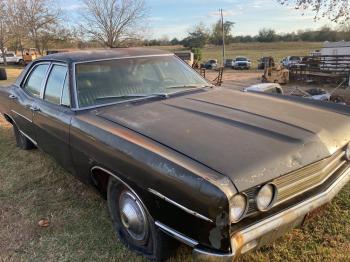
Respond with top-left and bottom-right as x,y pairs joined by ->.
61,0 -> 337,39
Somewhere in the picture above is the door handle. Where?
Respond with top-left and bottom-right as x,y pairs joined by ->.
30,106 -> 40,112
9,94 -> 17,99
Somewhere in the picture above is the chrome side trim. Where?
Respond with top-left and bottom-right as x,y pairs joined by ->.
231,166 -> 350,257
155,221 -> 198,247
148,188 -> 213,223
19,130 -> 38,146
72,61 -> 79,109
71,96 -> 166,111
11,110 -> 32,123
74,54 -> 173,65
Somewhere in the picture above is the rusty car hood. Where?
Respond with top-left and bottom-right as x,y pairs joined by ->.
97,88 -> 350,191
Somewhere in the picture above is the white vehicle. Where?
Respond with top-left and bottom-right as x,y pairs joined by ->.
319,41 -> 350,72
174,51 -> 194,67
0,52 -> 24,64
321,41 -> 350,56
281,56 -> 301,68
233,57 -> 251,70
243,83 -> 283,94
224,59 -> 235,68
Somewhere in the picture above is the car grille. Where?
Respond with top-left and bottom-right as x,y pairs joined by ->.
245,149 -> 347,215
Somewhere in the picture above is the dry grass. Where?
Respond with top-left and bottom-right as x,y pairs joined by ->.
159,42 -> 323,66
0,67 -> 23,86
203,42 -> 322,65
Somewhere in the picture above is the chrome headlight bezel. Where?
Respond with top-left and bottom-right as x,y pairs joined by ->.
229,193 -> 249,223
255,183 -> 278,212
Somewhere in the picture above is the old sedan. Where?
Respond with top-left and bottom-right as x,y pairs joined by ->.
0,48 -> 350,261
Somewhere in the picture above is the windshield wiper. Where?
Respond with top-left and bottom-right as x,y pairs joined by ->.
94,86 -> 211,103
95,94 -> 148,101
165,85 -> 208,89
95,93 -> 170,102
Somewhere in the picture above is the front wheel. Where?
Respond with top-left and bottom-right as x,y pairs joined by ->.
107,177 -> 177,261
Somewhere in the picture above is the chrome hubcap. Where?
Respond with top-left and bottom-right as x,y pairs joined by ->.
119,191 -> 148,242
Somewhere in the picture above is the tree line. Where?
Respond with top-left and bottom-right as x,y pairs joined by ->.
144,23 -> 350,48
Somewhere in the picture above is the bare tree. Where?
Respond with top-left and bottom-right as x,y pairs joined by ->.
20,0 -> 60,54
81,0 -> 147,47
0,0 -> 10,66
278,0 -> 349,23
6,0 -> 27,55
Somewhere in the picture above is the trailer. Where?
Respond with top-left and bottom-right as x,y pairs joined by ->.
321,41 -> 350,56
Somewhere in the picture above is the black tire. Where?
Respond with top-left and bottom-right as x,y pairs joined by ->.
0,68 -> 7,80
107,177 -> 177,261
13,124 -> 35,150
18,59 -> 25,66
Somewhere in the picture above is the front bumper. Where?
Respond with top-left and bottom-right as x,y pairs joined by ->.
233,65 -> 250,69
193,166 -> 350,261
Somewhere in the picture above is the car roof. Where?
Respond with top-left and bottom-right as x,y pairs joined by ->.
37,48 -> 172,63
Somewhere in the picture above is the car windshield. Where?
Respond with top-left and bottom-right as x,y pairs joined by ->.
75,55 -> 209,108
290,56 -> 300,61
236,57 -> 247,61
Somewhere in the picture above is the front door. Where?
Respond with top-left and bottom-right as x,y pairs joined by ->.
33,63 -> 73,171
10,63 -> 50,143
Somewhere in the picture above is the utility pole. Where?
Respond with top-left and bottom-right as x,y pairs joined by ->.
220,8 -> 225,67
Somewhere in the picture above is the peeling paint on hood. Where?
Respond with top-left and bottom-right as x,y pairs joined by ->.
96,88 -> 350,191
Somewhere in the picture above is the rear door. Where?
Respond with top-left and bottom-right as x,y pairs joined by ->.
10,63 -> 50,143
33,63 -> 74,170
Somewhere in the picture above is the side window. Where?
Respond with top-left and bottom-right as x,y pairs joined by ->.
44,65 -> 68,105
23,64 -> 49,97
61,75 -> 70,107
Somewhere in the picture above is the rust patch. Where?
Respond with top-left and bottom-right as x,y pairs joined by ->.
232,232 -> 244,258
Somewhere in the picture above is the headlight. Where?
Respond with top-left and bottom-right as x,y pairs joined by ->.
345,144 -> 350,160
256,183 -> 277,211
230,194 -> 248,223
